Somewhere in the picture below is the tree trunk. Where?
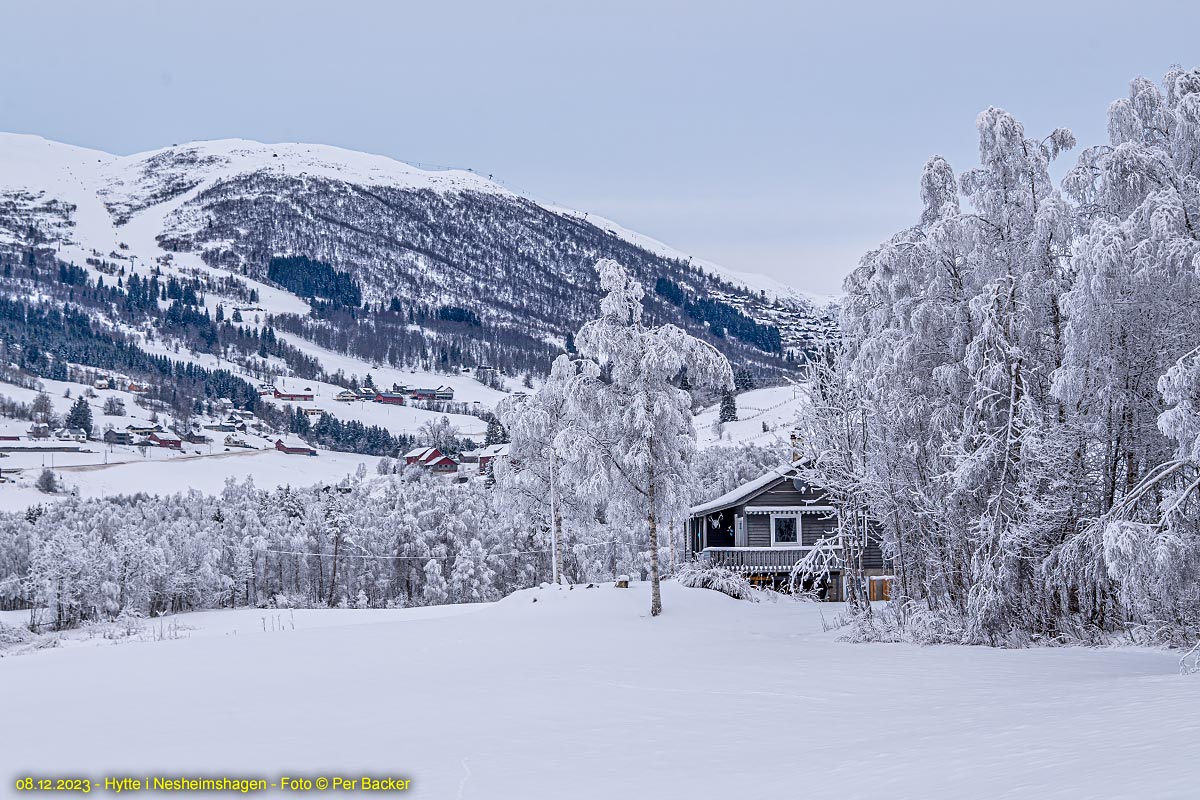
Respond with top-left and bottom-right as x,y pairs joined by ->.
549,452 -> 562,584
647,463 -> 662,617
328,534 -> 341,608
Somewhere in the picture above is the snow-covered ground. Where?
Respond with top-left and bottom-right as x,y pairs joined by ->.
695,383 -> 804,447
2,581 -> 1194,799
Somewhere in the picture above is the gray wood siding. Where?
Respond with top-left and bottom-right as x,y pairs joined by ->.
743,479 -> 827,509
746,513 -> 771,547
801,513 -> 838,546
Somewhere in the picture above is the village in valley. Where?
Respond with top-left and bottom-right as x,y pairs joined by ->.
1,5 -> 1199,798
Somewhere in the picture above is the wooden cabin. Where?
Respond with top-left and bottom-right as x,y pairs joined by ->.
687,462 -> 888,600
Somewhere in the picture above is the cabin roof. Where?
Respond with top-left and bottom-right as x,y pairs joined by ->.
689,461 -> 802,517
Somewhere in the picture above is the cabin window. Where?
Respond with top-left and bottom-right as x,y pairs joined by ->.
771,514 -> 799,546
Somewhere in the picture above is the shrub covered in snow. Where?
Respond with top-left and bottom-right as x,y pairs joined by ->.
677,563 -> 756,601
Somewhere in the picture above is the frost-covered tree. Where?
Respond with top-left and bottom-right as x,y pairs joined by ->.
496,355 -> 594,584
808,67 -> 1200,645
568,259 -> 733,616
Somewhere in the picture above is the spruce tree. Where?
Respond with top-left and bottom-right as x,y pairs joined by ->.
65,396 -> 93,437
719,391 -> 738,423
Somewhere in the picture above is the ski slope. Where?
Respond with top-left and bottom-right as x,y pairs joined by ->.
1,581 -> 1194,799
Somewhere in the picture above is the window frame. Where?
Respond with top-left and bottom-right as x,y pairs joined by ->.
769,513 -> 801,547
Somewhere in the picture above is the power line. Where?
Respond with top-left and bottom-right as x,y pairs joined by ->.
255,538 -> 621,562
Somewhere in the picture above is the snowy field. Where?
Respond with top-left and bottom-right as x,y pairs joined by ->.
695,384 -> 804,447
2,581 -> 1195,799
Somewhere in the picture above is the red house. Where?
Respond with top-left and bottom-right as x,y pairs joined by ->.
147,432 -> 182,450
410,388 -> 438,401
275,437 -> 317,456
403,446 -> 458,473
274,387 -> 315,402
374,391 -> 406,405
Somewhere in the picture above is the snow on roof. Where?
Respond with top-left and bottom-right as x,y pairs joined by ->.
480,444 -> 509,457
689,462 -> 801,517
403,446 -> 432,459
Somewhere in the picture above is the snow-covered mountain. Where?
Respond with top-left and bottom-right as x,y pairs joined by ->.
0,133 -> 832,377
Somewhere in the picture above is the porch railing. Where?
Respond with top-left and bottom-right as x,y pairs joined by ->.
698,545 -> 841,573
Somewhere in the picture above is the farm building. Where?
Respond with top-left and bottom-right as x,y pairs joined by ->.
374,391 -> 406,405
274,388 -> 315,402
403,446 -> 459,473
147,432 -> 182,450
275,437 -> 317,456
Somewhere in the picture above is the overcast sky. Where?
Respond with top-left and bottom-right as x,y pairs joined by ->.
2,1 -> 1197,296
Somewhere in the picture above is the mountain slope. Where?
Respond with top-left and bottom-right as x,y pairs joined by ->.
0,133 -> 833,378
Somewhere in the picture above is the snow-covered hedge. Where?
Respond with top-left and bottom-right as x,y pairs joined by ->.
677,563 -> 756,601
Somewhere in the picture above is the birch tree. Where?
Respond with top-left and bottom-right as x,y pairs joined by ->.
567,259 -> 733,616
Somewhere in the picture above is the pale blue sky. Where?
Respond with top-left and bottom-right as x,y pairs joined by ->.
2,0 -> 1196,295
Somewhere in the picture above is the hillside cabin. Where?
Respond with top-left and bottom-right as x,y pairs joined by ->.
302,407 -> 326,417
356,386 -> 378,399
435,386 -> 455,401
224,435 -> 249,448
94,379 -> 110,390
127,382 -> 151,394
688,462 -> 889,600
403,446 -> 458,473
477,443 -> 509,471
27,423 -> 51,439
410,388 -> 438,401
275,437 -> 317,456
126,423 -> 163,436
375,391 -> 406,405
274,388 -> 315,402
147,432 -> 182,450
103,430 -> 134,445
335,390 -> 360,402
390,383 -> 409,393
258,384 -> 276,396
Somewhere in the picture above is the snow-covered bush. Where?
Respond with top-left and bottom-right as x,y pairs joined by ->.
677,563 -> 756,601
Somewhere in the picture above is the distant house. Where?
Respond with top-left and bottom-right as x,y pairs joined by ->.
27,423 -> 51,439
275,437 -> 317,456
127,382 -> 151,394
477,443 -> 510,471
126,423 -> 163,436
374,391 -> 406,405
302,407 -> 325,417
390,383 -> 409,393
104,429 -> 134,445
435,386 -> 455,401
94,378 -> 110,390
274,388 -> 315,402
258,384 -> 276,396
410,388 -> 438,401
212,398 -> 234,413
57,427 -> 88,442
402,446 -> 458,473
356,386 -> 377,399
335,390 -> 360,402
224,434 -> 249,448
687,462 -> 890,599
147,431 -> 182,450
